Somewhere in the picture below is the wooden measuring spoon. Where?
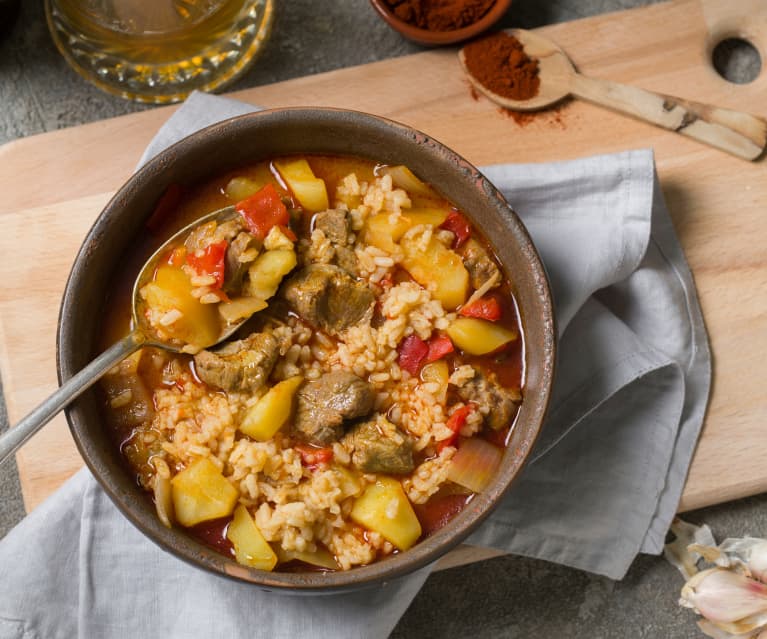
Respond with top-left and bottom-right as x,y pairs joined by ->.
459,29 -> 767,161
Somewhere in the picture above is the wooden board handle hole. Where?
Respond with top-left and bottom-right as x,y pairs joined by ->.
712,37 -> 762,84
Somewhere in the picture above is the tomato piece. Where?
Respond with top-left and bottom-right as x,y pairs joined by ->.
188,516 -> 234,557
438,404 -> 474,452
236,183 -> 290,240
439,210 -> 471,248
397,334 -> 429,376
414,494 -> 470,537
294,443 -> 334,469
425,333 -> 454,363
186,240 -> 228,289
459,295 -> 502,321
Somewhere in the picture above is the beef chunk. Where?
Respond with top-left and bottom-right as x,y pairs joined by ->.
313,209 -> 350,244
462,239 -> 501,290
193,332 -> 278,392
223,232 -> 260,295
294,371 -> 375,444
343,417 -> 414,474
282,264 -> 374,333
314,209 -> 359,276
457,369 -> 520,431
332,245 -> 359,278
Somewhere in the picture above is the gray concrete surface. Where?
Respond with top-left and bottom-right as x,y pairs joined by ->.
1,1 -> 765,637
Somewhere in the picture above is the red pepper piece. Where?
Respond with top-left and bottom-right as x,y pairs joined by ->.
294,443 -> 334,469
236,183 -> 290,239
425,333 -> 454,363
459,295 -> 503,321
186,240 -> 228,289
439,210 -> 471,248
397,334 -> 429,376
439,404 -> 474,452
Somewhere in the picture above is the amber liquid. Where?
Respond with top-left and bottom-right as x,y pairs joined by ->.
52,0 -> 251,62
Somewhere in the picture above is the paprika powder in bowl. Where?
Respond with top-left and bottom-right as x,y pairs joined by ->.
58,107 -> 555,592
370,0 -> 512,46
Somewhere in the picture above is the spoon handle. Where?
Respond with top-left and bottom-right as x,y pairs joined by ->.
569,73 -> 767,161
0,331 -> 146,466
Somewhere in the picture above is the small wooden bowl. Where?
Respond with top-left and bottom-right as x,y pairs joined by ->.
369,0 -> 512,46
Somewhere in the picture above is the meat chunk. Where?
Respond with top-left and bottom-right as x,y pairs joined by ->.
193,332 -> 278,392
282,264 -> 374,333
313,209 -> 350,245
332,245 -> 359,277
457,369 -> 520,430
314,209 -> 359,276
223,231 -> 260,295
294,371 -> 375,444
342,417 -> 414,474
462,239 -> 501,290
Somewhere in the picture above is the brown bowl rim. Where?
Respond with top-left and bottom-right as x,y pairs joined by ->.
369,0 -> 512,45
57,106 -> 555,593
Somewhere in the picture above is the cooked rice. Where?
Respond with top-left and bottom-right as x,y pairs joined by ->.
126,169 -> 516,571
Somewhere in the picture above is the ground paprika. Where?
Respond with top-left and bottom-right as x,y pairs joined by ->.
462,31 -> 540,101
385,0 -> 497,32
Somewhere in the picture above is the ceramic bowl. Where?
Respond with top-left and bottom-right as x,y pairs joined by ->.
369,0 -> 512,46
58,107 -> 555,593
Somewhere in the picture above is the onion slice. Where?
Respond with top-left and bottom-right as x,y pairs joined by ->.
379,165 -> 434,197
447,437 -> 503,494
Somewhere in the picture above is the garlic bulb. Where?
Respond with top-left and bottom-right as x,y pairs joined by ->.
666,519 -> 767,639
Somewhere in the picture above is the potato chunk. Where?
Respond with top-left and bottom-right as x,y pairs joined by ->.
141,264 -> 220,349
400,232 -> 468,310
420,360 -> 449,403
226,505 -> 278,571
244,249 -> 297,301
274,545 -> 339,570
239,376 -> 304,441
363,209 -> 449,253
404,208 -> 448,228
218,296 -> 268,324
446,317 -> 518,355
274,158 -> 329,212
363,213 -> 411,253
170,458 -> 238,527
350,477 -> 421,550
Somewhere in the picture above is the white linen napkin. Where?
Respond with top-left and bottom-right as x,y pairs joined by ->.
0,92 -> 710,639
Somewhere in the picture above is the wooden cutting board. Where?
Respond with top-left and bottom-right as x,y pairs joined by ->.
1,0 -> 766,540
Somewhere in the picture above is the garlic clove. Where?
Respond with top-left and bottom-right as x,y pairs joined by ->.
681,568 -> 767,623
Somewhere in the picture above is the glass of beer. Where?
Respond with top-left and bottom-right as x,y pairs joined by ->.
45,0 -> 274,103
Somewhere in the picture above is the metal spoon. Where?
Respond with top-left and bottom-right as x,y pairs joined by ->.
0,205 -> 251,465
459,28 -> 767,161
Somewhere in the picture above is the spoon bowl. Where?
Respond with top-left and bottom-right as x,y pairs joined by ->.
0,204 -> 254,465
459,28 -> 574,111
460,28 -> 767,160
